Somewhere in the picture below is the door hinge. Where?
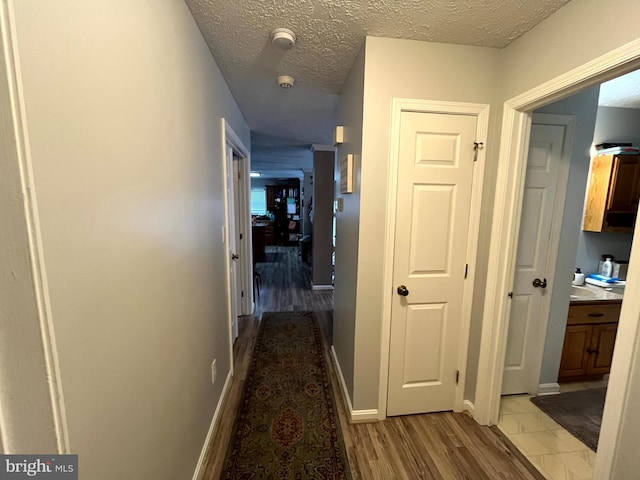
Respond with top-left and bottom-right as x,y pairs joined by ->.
464,264 -> 469,279
456,370 -> 460,384
508,292 -> 513,298
241,290 -> 244,298
473,142 -> 484,162
237,171 -> 241,179
239,233 -> 243,240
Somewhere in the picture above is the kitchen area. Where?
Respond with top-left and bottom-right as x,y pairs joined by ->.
560,145 -> 638,383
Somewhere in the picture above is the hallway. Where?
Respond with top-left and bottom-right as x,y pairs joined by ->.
200,246 -> 544,479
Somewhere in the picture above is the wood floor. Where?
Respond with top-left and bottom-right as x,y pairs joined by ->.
201,246 -> 544,480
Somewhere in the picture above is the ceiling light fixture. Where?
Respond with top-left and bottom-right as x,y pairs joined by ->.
271,28 -> 296,49
277,75 -> 295,89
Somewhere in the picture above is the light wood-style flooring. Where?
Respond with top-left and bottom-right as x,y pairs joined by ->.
201,246 -> 544,479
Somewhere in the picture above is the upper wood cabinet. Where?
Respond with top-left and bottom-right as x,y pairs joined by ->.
583,154 -> 640,233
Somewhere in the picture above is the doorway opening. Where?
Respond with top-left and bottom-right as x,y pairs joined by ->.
495,72 -> 640,479
474,40 -> 640,480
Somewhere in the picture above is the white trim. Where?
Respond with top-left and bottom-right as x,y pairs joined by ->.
224,123 -> 253,317
311,283 -> 334,291
1,0 -> 69,452
221,119 -> 252,373
473,36 -> 640,480
330,346 -> 379,424
463,400 -> 476,416
536,383 -> 561,396
474,107 -> 532,426
523,113 -> 576,395
191,370 -> 233,480
379,98 -> 490,419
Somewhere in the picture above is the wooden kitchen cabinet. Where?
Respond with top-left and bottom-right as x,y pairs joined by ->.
559,302 -> 620,381
583,154 -> 640,232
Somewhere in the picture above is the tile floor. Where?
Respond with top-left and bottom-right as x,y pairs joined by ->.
498,380 -> 607,480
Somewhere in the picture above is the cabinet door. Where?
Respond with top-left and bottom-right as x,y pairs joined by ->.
559,325 -> 593,379
608,156 -> 640,212
589,323 -> 618,375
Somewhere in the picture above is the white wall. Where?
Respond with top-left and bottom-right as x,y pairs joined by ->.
499,0 -> 640,102
533,86 -> 600,386
10,1 -> 249,478
346,37 -> 501,410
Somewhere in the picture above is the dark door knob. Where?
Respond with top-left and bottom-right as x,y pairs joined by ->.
231,253 -> 239,260
532,278 -> 547,288
397,285 -> 409,297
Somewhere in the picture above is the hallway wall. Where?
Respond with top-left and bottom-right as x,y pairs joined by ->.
11,1 -> 249,479
334,37 -> 500,410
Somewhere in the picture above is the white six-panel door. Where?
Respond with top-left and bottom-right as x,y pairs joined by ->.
502,123 -> 566,395
387,111 -> 478,416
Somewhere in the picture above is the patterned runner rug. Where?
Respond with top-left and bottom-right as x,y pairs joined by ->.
222,311 -> 351,479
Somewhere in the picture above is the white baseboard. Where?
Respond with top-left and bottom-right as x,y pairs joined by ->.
311,283 -> 334,291
192,370 -> 233,480
330,346 -> 379,423
536,382 -> 561,396
463,399 -> 476,416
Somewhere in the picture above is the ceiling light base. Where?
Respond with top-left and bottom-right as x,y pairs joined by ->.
278,75 -> 295,89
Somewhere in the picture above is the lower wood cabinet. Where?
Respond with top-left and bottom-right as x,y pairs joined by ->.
558,302 -> 620,381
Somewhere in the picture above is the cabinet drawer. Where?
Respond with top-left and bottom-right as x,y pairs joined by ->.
567,303 -> 621,325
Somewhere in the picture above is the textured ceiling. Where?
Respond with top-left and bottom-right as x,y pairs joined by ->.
599,69 -> 640,109
186,0 -> 571,149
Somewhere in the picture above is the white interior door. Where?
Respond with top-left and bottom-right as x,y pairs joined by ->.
387,111 -> 478,416
226,146 -> 239,341
502,123 -> 566,395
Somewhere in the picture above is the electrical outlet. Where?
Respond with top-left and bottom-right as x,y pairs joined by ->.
211,359 -> 217,385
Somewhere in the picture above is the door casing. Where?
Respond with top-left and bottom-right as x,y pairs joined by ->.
379,99 -> 490,420
221,119 -> 252,372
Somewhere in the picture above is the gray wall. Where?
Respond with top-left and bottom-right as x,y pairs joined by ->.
312,151 -> 335,286
10,1 -> 250,477
534,86 -> 600,386
333,46 -> 365,401
573,106 -> 640,274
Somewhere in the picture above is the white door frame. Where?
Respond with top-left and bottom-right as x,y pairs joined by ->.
379,99 -> 490,419
0,0 -> 70,452
474,38 -> 640,479
507,113 -> 576,396
221,119 -> 252,371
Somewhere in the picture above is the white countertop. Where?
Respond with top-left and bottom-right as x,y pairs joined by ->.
570,283 -> 624,303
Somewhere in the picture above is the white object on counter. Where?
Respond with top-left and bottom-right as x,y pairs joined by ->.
572,268 -> 585,286
602,257 -> 613,277
585,277 -> 626,289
